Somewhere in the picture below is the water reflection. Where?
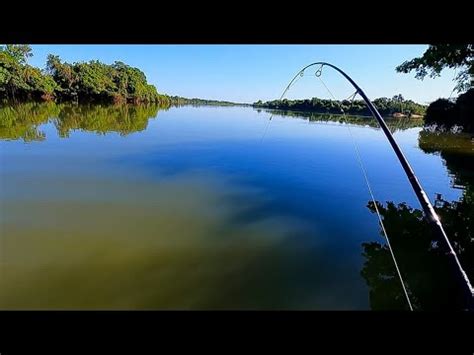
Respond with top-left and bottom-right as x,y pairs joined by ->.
0,102 -> 166,141
2,103 -> 472,309
361,130 -> 474,310
2,104 -> 378,309
0,102 -> 59,141
0,103 -> 425,144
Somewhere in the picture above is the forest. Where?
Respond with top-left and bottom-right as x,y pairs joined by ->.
2,44 -> 472,132
253,95 -> 426,117
0,45 -> 170,105
168,96 -> 248,107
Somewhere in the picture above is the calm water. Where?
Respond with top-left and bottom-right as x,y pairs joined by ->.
0,103 -> 472,309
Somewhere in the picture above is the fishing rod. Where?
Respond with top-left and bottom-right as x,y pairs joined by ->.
281,62 -> 474,311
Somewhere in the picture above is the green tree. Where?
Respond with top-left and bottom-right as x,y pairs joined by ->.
1,45 -> 58,101
253,96 -> 425,117
23,65 -> 57,100
392,94 -> 404,113
44,54 -> 170,104
2,45 -> 237,107
0,46 -> 30,100
3,45 -> 32,64
396,44 -> 474,93
45,54 -> 79,101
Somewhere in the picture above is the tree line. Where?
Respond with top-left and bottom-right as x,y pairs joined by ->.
0,45 -> 171,105
0,44 -> 170,105
168,96 -> 248,107
256,44 -> 473,130
253,94 -> 426,117
0,45 -> 248,108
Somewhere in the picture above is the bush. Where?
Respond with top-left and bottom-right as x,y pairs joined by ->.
424,88 -> 474,132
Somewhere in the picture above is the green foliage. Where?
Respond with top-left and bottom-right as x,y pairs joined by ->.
45,54 -> 78,99
23,65 -> 58,98
1,46 -> 170,105
254,95 -> 426,117
75,61 -> 115,98
397,45 -> 474,131
455,88 -> 474,131
1,45 -> 58,101
3,44 -> 32,64
0,47 -> 29,99
1,45 -> 239,112
424,88 -> 474,132
396,44 -> 474,93
45,55 -> 170,104
169,96 -> 247,107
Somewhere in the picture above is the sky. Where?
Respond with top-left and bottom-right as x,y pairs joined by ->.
28,45 -> 458,105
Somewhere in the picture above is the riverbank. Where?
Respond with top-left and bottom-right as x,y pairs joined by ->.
253,96 -> 427,118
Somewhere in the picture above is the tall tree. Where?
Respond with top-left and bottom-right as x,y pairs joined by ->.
3,45 -> 32,65
0,45 -> 31,99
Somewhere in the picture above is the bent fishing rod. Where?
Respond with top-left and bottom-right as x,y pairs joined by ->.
281,62 -> 474,310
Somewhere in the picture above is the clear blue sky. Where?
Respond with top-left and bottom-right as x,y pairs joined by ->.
28,45 -> 458,105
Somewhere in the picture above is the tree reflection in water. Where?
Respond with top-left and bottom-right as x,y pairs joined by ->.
3,103 -> 473,309
361,130 -> 474,310
0,102 -> 166,141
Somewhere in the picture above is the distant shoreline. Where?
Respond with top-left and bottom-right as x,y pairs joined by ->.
0,100 -> 423,119
0,97 -> 250,108
252,96 -> 427,119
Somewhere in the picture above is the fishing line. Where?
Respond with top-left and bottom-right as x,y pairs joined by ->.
391,114 -> 405,135
390,100 -> 412,134
346,91 -> 358,102
260,111 -> 274,143
317,73 -> 414,310
270,61 -> 474,309
260,70 -> 305,143
263,64 -> 415,309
